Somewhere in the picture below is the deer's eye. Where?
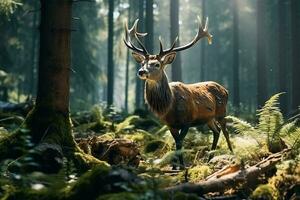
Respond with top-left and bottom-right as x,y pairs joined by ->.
154,63 -> 160,68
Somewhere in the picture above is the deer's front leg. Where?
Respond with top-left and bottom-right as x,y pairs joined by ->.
177,127 -> 189,169
170,128 -> 180,170
170,127 -> 189,170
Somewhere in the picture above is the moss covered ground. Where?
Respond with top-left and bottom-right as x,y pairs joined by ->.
0,95 -> 299,199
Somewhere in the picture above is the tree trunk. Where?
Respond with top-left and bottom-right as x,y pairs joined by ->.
256,0 -> 268,108
135,0 -> 144,109
0,0 -> 108,172
107,0 -> 114,106
170,0 -> 182,82
278,0 -> 289,115
145,0 -> 153,54
29,0 -> 39,97
200,0 -> 206,81
232,0 -> 240,111
125,0 -> 132,113
291,0 -> 300,111
29,0 -> 73,143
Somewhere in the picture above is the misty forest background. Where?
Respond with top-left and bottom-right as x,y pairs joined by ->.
1,0 -> 299,116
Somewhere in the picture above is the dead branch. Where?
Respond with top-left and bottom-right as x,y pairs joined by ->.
164,148 -> 291,195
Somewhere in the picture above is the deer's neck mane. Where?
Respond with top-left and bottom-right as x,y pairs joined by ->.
145,72 -> 173,116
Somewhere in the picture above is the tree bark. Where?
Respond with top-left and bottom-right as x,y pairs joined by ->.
29,0 -> 39,97
16,0 -> 76,151
107,0 -> 114,106
256,0 -> 268,108
170,0 -> 182,82
291,0 -> 300,111
0,0 -> 109,172
145,0 -> 153,54
232,0 -> 240,112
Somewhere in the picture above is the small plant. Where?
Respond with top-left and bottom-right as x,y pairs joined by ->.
227,93 -> 300,154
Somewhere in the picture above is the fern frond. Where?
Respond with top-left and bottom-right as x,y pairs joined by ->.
279,121 -> 297,136
292,129 -> 300,149
257,93 -> 284,136
115,115 -> 139,132
226,116 -> 255,134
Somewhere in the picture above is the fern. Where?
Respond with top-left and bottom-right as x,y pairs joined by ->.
229,93 -> 299,153
226,116 -> 255,134
279,121 -> 298,136
257,93 -> 284,136
257,93 -> 284,148
91,105 -> 104,124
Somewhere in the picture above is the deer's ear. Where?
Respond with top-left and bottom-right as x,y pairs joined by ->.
161,52 -> 176,65
132,52 -> 145,63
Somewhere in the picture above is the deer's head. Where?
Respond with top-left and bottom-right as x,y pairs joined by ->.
124,17 -> 212,82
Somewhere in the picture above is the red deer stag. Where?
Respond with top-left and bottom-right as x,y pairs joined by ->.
124,17 -> 233,169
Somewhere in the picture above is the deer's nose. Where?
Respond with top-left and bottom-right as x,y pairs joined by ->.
138,69 -> 147,76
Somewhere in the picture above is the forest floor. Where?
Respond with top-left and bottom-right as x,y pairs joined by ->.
0,94 -> 299,200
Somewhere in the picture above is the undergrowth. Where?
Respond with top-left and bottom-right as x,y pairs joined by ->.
0,93 -> 299,199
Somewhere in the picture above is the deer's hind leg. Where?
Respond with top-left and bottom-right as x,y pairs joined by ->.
207,119 -> 221,160
218,117 -> 233,152
207,119 -> 221,151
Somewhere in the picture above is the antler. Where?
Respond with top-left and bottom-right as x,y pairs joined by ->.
123,19 -> 149,56
159,17 -> 212,58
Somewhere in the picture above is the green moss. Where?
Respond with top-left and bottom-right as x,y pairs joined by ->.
72,149 -> 110,172
96,192 -> 140,200
251,184 -> 279,200
0,105 -> 109,172
62,166 -> 111,200
124,130 -> 156,144
177,165 -> 212,182
268,160 -> 300,198
23,107 -> 74,147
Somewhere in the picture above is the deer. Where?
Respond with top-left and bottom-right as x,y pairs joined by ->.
124,17 -> 233,169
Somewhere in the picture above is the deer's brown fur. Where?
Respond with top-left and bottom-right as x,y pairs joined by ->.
145,71 -> 228,129
124,17 -> 233,169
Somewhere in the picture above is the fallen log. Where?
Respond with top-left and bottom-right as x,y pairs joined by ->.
164,148 -> 291,196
